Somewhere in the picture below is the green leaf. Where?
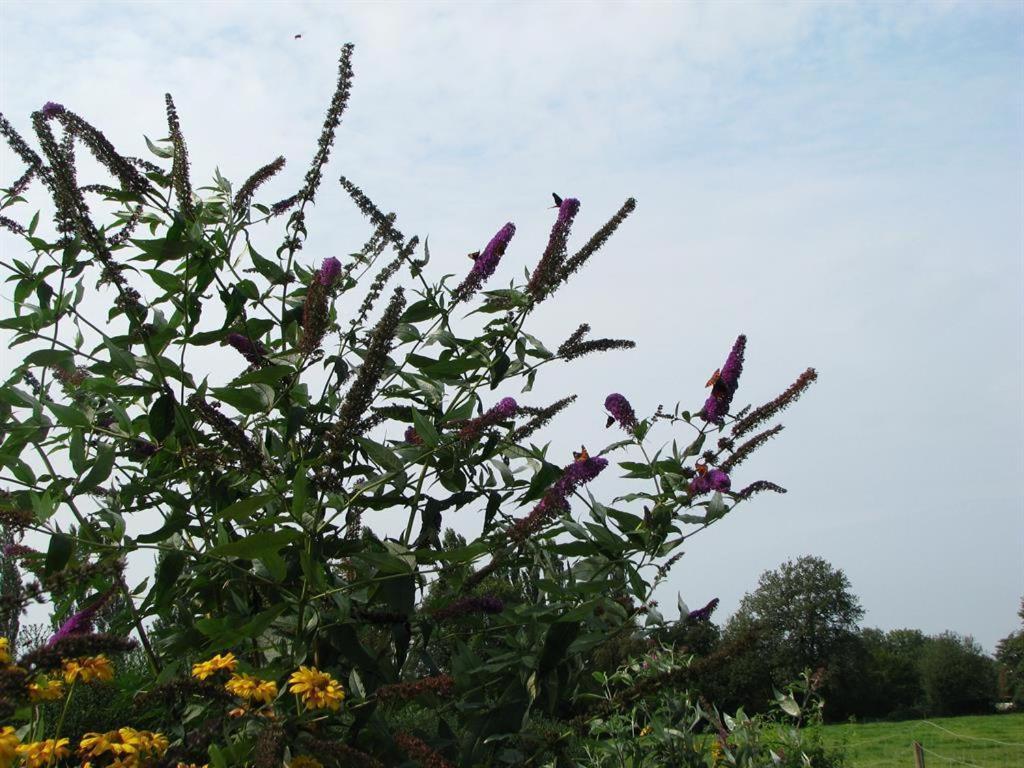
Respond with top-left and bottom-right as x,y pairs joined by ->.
153,549 -> 186,608
357,437 -> 405,473
208,530 -> 299,560
45,533 -> 73,576
103,339 -> 137,374
401,300 -> 440,323
707,491 -> 728,521
144,135 -> 174,158
210,385 -> 270,414
214,494 -> 275,522
24,349 -> 74,370
247,246 -> 286,282
75,445 -> 115,494
231,364 -> 291,387
46,402 -> 90,428
69,429 -> 86,474
411,409 -> 439,448
148,393 -> 175,441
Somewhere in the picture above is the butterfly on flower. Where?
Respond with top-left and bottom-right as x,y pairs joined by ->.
695,460 -> 708,477
467,251 -> 480,261
705,369 -> 721,388
550,192 -> 563,209
572,445 -> 589,462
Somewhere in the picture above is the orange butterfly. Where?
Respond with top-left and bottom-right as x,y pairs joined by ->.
573,445 -> 589,462
705,369 -> 721,388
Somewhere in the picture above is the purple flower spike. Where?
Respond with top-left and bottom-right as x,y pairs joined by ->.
701,334 -> 747,423
317,256 -> 342,287
493,397 -> 518,418
511,454 -> 608,543
604,393 -> 637,431
453,222 -> 516,302
458,397 -> 519,441
47,586 -> 116,646
687,597 -> 720,622
226,332 -> 267,365
41,102 -> 65,118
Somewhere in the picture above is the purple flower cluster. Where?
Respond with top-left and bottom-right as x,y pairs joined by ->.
317,256 -> 342,287
687,597 -> 720,622
702,335 -> 747,423
453,222 -> 516,302
47,587 -> 116,647
458,397 -> 518,441
604,393 -> 638,431
41,101 -> 65,118
511,454 -> 609,543
688,468 -> 730,496
526,198 -> 581,300
225,332 -> 267,365
431,595 -> 505,622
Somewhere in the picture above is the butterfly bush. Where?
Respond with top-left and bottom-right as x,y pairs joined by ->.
0,45 -> 817,766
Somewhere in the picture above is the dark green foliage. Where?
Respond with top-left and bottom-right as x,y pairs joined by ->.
996,598 -> 1024,705
919,632 -> 997,716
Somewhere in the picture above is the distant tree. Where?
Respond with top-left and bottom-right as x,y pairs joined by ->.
996,598 -> 1024,705
850,627 -> 928,720
722,556 -> 864,718
919,632 -> 997,716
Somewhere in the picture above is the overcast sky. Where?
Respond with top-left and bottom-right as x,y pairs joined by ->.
1,1 -> 1021,653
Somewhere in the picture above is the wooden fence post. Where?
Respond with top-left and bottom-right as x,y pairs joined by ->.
913,740 -> 926,768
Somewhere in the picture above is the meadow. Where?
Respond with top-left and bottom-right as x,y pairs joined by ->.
820,713 -> 1024,767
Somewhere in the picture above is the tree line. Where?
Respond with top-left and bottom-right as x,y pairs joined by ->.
641,555 -> 1015,722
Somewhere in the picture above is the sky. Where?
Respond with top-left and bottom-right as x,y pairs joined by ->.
0,1 -> 1021,653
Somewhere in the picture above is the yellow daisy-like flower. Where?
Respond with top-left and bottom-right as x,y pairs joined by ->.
639,725 -> 653,737
16,738 -> 70,768
0,637 -> 11,665
225,673 -> 278,704
115,728 -> 168,758
289,757 -> 323,768
190,652 -> 237,680
1,727 -> 20,768
79,732 -> 118,759
287,666 -> 345,711
28,675 -> 65,702
63,654 -> 115,684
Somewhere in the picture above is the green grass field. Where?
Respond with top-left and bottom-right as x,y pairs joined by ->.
819,713 -> 1024,767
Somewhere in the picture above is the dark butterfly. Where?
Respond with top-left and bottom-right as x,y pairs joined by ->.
467,251 -> 480,261
294,34 -> 302,39
551,192 -> 563,208
605,415 -> 615,429
572,445 -> 589,462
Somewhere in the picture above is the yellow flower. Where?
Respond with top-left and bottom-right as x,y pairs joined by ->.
28,675 -> 65,702
79,732 -> 118,759
225,673 -> 278,704
289,757 -> 323,768
63,655 -> 114,684
114,728 -> 168,759
0,637 -> 11,665
639,725 -> 653,737
287,666 -> 345,711
190,652 -> 237,680
16,738 -> 70,768
1,727 -> 20,768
